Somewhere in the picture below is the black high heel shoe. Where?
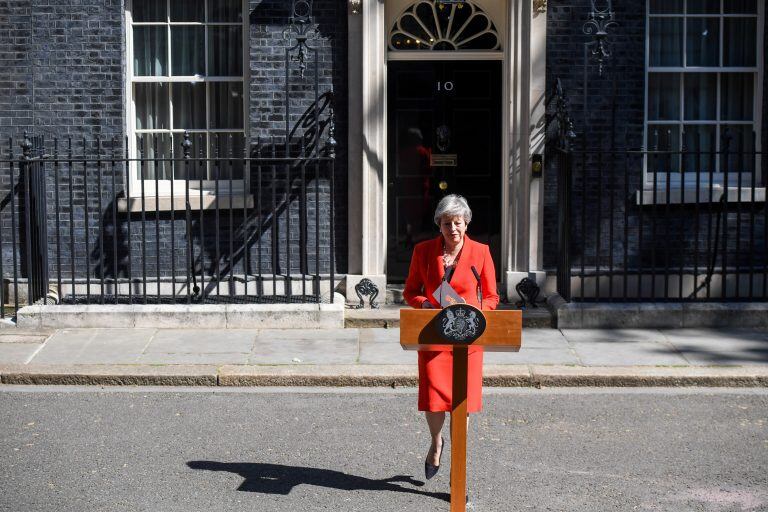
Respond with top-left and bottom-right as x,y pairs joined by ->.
424,436 -> 444,480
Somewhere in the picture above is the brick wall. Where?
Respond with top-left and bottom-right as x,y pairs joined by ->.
0,0 -> 125,140
544,0 -> 768,282
248,0 -> 348,275
0,0 -> 348,295
764,13 -> 767,172
544,0 -> 645,271
0,0 -> 126,294
0,1 -> 34,135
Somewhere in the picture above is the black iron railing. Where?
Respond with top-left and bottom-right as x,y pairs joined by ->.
0,134 -> 50,313
0,132 -> 338,318
555,135 -> 767,301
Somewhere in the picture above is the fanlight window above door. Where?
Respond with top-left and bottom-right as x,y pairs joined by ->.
389,1 -> 500,51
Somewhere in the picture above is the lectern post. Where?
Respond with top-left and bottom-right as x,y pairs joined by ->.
450,346 -> 469,512
400,307 -> 522,512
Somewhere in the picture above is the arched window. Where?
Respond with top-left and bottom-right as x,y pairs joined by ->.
389,1 -> 500,51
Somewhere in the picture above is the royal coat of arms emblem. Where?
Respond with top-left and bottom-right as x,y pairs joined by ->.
436,304 -> 486,343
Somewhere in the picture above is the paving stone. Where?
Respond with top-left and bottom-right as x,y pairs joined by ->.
257,328 -> 359,341
144,329 -> 256,354
0,331 -> 53,343
358,328 -> 401,344
137,353 -> 249,365
560,329 -> 667,343
0,343 -> 42,364
568,341 -> 689,366
358,340 -> 416,364
31,329 -> 154,364
660,329 -> 768,366
250,332 -> 358,364
521,328 -> 570,348
660,328 -> 768,344
4,323 -> 768,388
484,347 -> 580,365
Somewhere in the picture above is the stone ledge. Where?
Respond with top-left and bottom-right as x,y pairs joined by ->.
681,303 -> 768,328
547,295 -> 768,329
15,301 -> 345,329
117,193 -> 254,213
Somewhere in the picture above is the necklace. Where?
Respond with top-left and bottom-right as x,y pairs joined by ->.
442,240 -> 463,267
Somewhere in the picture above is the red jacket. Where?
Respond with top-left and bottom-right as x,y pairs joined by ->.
403,235 -> 499,311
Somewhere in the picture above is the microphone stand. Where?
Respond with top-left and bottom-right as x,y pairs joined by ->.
471,266 -> 482,310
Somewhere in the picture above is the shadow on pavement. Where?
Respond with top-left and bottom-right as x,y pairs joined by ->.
651,338 -> 768,365
187,461 -> 450,502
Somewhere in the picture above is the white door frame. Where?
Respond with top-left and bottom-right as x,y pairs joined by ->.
351,0 -> 540,299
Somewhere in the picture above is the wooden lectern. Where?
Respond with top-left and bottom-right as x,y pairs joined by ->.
400,306 -> 522,512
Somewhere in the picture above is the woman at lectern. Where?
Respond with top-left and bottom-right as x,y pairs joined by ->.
403,194 -> 499,480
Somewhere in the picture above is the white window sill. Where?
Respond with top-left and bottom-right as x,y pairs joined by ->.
635,186 -> 766,205
118,193 -> 254,213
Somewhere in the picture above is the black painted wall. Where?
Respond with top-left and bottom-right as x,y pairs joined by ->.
764,12 -> 768,177
0,0 -> 348,294
0,2 -> 33,135
544,0 -> 645,272
0,0 -> 125,140
543,0 -> 768,286
247,0 -> 348,276
0,0 -> 126,296
2,0 -> 764,296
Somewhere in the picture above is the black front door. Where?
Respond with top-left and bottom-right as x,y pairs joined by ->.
386,60 -> 502,281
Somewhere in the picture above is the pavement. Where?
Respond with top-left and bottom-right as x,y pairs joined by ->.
1,326 -> 768,387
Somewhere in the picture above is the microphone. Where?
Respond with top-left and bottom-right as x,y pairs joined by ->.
471,265 -> 482,310
439,274 -> 443,309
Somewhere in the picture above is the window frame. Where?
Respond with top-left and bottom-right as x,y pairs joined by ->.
643,0 -> 764,189
125,0 -> 249,198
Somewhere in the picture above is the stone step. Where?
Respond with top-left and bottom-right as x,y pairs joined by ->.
344,303 -> 553,329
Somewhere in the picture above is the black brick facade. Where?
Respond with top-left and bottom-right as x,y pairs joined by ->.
0,0 -> 348,289
1,0 -> 764,295
0,2 -> 33,133
544,0 -> 645,271
764,14 -> 767,176
544,0 -> 768,279
248,0 -> 348,275
0,0 -> 125,140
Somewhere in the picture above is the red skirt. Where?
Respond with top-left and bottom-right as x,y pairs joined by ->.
418,348 -> 483,413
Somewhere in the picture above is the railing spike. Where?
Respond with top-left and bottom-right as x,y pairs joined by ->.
182,130 -> 192,159
20,131 -> 32,160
